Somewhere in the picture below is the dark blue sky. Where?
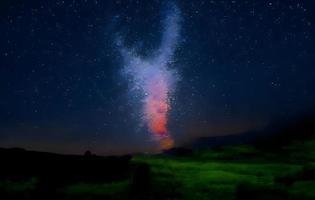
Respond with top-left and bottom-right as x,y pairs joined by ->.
1,0 -> 315,155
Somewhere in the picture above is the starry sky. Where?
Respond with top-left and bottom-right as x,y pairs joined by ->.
1,0 -> 315,155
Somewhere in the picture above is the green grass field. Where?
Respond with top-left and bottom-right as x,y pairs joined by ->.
57,138 -> 315,199
2,138 -> 315,199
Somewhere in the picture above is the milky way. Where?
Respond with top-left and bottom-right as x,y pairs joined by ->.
116,3 -> 181,150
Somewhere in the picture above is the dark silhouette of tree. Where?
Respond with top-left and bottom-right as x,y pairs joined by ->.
84,150 -> 92,157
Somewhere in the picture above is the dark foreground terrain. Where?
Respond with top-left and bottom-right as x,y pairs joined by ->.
1,116 -> 315,200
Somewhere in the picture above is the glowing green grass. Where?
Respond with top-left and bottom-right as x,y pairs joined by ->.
133,155 -> 303,199
64,180 -> 129,199
289,181 -> 315,199
0,177 -> 38,192
1,138 -> 314,199
132,139 -> 315,199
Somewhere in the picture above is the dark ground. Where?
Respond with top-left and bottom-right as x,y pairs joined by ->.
1,115 -> 315,200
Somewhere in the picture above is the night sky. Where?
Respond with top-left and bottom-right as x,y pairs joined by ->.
1,0 -> 315,155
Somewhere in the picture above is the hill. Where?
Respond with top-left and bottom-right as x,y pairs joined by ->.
1,114 -> 315,199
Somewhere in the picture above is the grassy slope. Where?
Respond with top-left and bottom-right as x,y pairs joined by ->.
1,138 -> 315,199
132,139 -> 315,200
